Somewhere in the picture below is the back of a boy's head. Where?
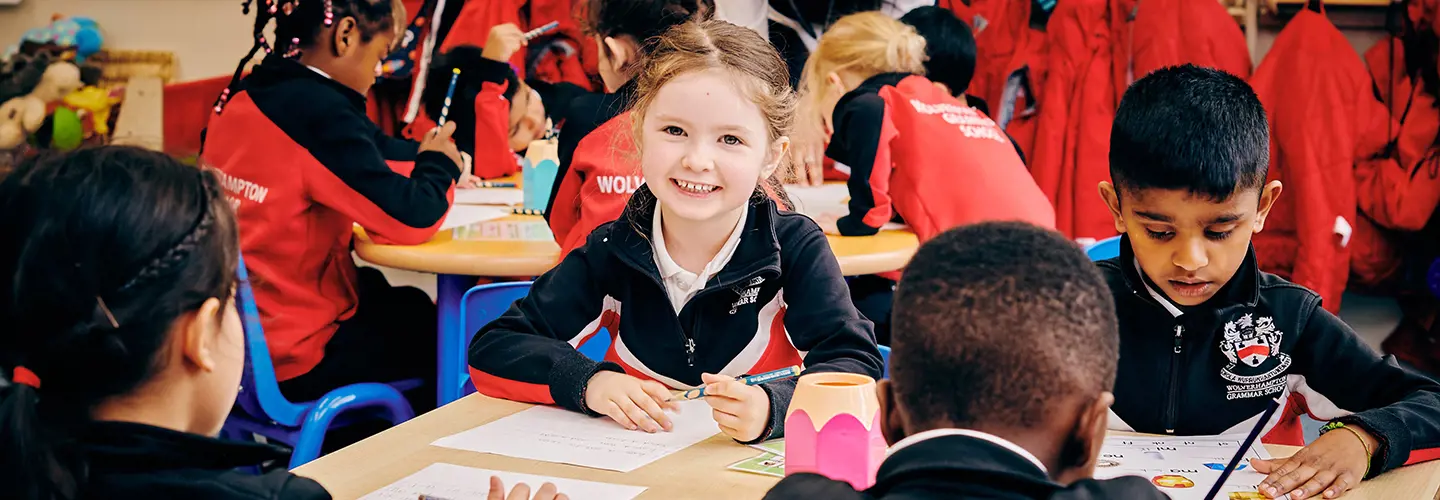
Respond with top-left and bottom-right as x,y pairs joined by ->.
1110,64 -> 1269,201
899,6 -> 976,96
891,222 -> 1118,429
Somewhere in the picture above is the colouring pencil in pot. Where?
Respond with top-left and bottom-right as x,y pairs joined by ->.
671,365 -> 802,401
524,21 -> 560,41
436,68 -> 461,128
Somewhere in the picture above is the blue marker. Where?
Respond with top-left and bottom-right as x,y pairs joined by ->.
437,67 -> 461,127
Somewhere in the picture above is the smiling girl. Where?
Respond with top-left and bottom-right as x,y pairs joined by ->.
466,19 -> 883,444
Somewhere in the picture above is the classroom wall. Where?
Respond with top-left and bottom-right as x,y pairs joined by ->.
0,0 -> 255,81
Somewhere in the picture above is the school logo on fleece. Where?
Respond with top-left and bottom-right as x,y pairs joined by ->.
595,175 -> 644,195
1218,313 -> 1292,400
729,276 -> 765,314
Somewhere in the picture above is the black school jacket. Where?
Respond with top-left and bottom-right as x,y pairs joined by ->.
1100,235 -> 1440,475
468,187 -> 884,443
763,434 -> 1167,500
77,421 -> 329,499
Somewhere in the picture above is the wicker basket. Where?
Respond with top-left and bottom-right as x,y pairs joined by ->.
88,49 -> 176,89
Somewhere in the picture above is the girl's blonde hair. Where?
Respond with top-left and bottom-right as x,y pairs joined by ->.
799,11 -> 927,111
626,19 -> 796,213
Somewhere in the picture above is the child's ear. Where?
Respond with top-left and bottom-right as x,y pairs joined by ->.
332,17 -> 359,57
762,136 -> 791,179
1055,391 -> 1114,484
1253,180 -> 1283,233
876,379 -> 907,447
180,297 -> 225,373
1098,181 -> 1126,234
603,36 -> 631,73
826,72 -> 846,97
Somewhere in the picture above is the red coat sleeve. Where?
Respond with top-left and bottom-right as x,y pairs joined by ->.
470,81 -> 522,179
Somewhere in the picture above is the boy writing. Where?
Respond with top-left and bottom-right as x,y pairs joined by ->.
1099,64 -> 1440,500
765,222 -> 1166,499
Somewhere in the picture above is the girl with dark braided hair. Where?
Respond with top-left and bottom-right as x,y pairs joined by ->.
201,0 -> 462,416
0,146 -> 329,500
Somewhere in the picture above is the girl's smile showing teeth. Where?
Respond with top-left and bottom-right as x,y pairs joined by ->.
673,179 -> 721,196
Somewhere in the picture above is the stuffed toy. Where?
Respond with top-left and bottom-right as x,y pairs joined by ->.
5,16 -> 104,63
0,55 -> 83,149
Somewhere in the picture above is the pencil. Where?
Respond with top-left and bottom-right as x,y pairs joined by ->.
512,208 -> 545,216
479,181 -> 517,188
437,68 -> 461,127
524,21 -> 560,41
1201,398 -> 1283,500
670,366 -> 802,401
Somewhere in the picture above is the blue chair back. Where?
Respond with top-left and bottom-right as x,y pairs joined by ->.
878,345 -> 891,379
449,282 -> 535,405
1429,258 -> 1439,300
234,253 -> 308,426
1085,236 -> 1122,261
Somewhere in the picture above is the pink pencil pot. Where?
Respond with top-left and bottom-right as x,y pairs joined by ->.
784,372 -> 887,489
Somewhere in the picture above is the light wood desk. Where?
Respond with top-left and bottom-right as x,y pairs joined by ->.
295,394 -> 1440,499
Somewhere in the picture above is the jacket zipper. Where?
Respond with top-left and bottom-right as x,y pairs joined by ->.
1165,324 -> 1183,434
679,272 -> 773,367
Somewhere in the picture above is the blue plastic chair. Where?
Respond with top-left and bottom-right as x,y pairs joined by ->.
878,345 -> 891,379
449,281 -> 615,404
223,254 -> 417,469
1085,236 -> 1123,261
1428,258 -> 1439,300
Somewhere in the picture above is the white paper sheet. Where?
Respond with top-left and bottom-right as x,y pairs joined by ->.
360,463 -> 646,500
784,184 -> 907,231
1092,435 -> 1274,500
432,400 -> 721,472
441,205 -> 511,230
455,187 -> 525,206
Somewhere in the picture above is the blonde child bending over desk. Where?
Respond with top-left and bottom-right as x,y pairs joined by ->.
467,19 -> 884,444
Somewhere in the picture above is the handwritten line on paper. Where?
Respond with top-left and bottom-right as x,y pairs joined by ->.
441,205 -> 511,230
455,187 -> 525,206
432,400 -> 721,473
360,463 -> 646,500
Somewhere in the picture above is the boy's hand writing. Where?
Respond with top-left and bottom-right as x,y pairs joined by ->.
420,122 -> 464,175
487,476 -> 567,500
1252,426 -> 1376,499
483,24 -> 528,62
584,371 -> 677,433
700,372 -> 770,442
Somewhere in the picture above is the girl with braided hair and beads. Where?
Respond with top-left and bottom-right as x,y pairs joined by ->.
201,0 -> 462,414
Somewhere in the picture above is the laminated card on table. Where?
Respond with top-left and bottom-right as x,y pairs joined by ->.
1092,435 -> 1273,500
360,463 -> 646,500
431,399 -> 721,472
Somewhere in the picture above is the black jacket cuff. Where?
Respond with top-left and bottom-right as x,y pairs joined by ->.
416,151 -> 462,182
837,214 -> 880,237
547,352 -> 622,416
741,377 -> 798,444
1339,412 -> 1407,476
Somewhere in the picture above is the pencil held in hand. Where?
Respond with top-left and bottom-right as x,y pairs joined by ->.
524,21 -> 560,41
437,68 -> 461,127
671,365 -> 802,401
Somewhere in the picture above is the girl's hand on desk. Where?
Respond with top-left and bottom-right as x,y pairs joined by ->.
585,371 -> 678,433
1252,425 -> 1377,499
700,373 -> 770,442
487,476 -> 568,500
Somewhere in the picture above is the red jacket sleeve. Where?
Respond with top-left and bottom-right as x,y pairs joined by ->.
471,81 -> 522,179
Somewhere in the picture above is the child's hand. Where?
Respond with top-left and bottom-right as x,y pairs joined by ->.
1252,426 -> 1377,499
483,24 -> 528,62
700,372 -> 771,442
584,371 -> 677,433
420,122 -> 465,175
487,476 -> 568,500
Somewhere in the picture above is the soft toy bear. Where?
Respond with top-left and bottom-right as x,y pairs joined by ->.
0,57 -> 83,149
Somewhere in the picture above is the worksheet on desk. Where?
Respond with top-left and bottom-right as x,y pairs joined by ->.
454,187 -> 524,206
784,184 -> 908,231
1093,435 -> 1274,500
360,463 -> 645,500
432,399 -> 721,472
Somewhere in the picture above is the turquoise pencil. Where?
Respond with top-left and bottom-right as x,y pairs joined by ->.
671,365 -> 802,401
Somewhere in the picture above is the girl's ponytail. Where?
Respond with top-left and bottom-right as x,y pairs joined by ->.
0,370 -> 78,500
887,28 -> 928,77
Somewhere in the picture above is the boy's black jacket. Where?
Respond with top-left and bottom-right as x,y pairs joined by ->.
468,187 -> 884,443
1099,235 -> 1440,475
763,434 -> 1168,499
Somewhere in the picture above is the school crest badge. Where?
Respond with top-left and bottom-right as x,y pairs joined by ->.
1218,314 -> 1292,400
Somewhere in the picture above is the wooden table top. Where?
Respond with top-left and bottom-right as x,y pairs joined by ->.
354,216 -> 919,278
294,394 -> 1440,500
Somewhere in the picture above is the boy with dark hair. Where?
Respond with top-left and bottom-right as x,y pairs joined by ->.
1098,64 -> 1440,500
765,222 -> 1166,500
898,6 -> 976,101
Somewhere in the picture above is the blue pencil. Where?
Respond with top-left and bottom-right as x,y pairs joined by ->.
524,21 -> 560,41
479,181 -> 517,188
671,366 -> 802,401
437,68 -> 461,127
1202,398 -> 1282,500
